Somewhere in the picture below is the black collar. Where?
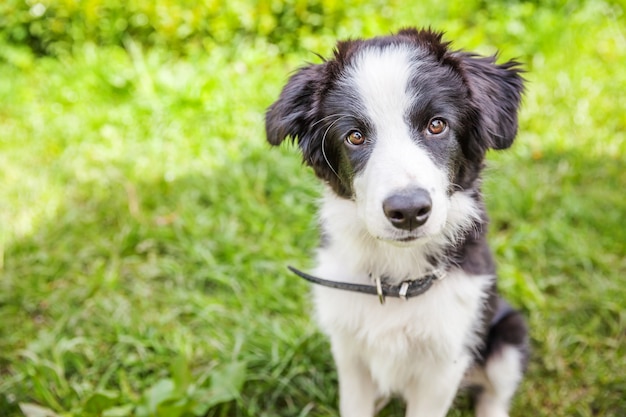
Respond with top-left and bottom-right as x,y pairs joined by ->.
287,265 -> 446,305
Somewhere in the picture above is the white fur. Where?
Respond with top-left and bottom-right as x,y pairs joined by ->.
343,45 -> 418,130
317,189 -> 481,284
471,346 -> 524,417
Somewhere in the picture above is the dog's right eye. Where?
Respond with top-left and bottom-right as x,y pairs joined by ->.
345,131 -> 365,146
427,118 -> 448,135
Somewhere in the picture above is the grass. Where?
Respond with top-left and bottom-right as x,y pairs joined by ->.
1,1 -> 625,416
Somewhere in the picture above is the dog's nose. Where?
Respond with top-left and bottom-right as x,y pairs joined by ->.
382,188 -> 432,231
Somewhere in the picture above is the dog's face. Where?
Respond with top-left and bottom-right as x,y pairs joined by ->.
266,29 -> 523,244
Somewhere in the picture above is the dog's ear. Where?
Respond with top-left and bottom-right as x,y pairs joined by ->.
458,54 -> 524,154
265,64 -> 325,146
266,62 -> 352,196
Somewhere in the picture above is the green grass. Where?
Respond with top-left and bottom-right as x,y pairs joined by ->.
1,1 -> 625,416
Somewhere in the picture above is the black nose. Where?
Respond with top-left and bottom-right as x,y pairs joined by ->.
382,188 -> 432,231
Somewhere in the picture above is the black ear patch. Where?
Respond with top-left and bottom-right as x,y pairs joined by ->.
265,63 -> 351,196
458,53 -> 524,156
265,64 -> 325,146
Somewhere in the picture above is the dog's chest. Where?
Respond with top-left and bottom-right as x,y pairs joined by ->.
312,269 -> 492,391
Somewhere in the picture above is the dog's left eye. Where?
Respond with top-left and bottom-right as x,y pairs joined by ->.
427,118 -> 448,135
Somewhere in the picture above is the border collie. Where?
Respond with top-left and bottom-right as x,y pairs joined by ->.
265,28 -> 528,417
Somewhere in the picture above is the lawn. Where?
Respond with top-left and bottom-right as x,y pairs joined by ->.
0,1 -> 625,416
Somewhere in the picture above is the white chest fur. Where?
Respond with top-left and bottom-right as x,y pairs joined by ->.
312,258 -> 492,396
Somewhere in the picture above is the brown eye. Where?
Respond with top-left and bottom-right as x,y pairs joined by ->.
346,130 -> 365,145
427,118 -> 447,135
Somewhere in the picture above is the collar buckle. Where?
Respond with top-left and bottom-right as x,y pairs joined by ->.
374,275 -> 385,305
398,281 -> 410,301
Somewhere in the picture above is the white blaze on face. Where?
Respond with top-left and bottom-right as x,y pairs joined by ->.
344,45 -> 450,241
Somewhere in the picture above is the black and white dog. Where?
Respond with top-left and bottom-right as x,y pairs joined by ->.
265,28 -> 528,417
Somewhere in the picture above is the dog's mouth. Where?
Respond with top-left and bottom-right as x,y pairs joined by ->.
376,232 -> 426,246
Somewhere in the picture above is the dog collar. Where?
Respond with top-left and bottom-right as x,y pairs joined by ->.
287,265 -> 446,305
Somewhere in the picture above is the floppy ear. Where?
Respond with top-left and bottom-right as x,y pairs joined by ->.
265,64 -> 324,146
265,63 -> 351,196
459,54 -> 524,153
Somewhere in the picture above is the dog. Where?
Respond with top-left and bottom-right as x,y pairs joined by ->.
265,28 -> 528,417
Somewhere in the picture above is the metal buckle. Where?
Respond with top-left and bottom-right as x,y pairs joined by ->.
375,275 -> 385,305
398,281 -> 410,301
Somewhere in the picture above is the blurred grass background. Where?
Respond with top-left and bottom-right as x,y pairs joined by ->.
0,0 -> 625,416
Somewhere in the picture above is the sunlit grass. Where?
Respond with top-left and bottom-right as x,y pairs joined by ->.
1,1 -> 625,416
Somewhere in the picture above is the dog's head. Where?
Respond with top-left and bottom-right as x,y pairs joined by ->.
266,28 -> 523,245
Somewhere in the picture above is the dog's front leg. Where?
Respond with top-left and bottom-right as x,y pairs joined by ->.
403,355 -> 470,417
332,340 -> 377,417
